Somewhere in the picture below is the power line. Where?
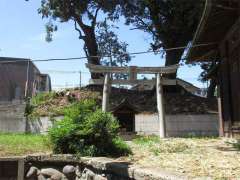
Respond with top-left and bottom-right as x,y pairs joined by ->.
0,42 -> 216,64
34,42 -> 217,61
189,0 -> 209,56
42,70 -> 90,74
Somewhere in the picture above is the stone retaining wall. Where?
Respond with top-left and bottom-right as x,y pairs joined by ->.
0,155 -> 212,180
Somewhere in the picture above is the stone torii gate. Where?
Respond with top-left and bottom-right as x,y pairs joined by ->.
86,63 -> 178,138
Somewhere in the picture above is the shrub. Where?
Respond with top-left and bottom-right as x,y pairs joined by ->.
49,100 -> 131,157
48,117 -> 78,153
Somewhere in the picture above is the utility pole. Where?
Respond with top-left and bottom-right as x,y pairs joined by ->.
24,60 -> 30,98
79,71 -> 82,88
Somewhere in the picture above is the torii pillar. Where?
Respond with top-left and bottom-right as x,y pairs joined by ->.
156,73 -> 166,138
102,73 -> 111,112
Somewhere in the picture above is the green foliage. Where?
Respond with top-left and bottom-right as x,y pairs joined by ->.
111,137 -> 132,156
31,92 -> 57,106
49,100 -> 131,157
37,0 -> 124,72
64,99 -> 96,122
97,20 -> 131,79
48,116 -> 78,153
36,0 -> 203,71
97,20 -> 131,75
120,0 -> 203,66
133,135 -> 160,145
25,98 -> 34,117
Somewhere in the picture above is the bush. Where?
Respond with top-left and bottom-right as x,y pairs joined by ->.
49,100 -> 131,157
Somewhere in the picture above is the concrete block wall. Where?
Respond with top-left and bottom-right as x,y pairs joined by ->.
135,113 -> 219,137
27,117 -> 53,134
135,114 -> 159,135
0,102 -> 26,133
0,102 -> 51,134
27,116 -> 63,134
0,100 -> 64,134
0,101 -> 219,137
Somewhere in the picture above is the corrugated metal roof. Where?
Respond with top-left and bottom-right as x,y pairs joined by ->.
187,0 -> 239,62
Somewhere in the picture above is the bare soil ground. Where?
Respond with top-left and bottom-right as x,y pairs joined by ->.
123,137 -> 240,179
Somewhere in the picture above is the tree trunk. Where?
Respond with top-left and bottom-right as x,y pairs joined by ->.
82,26 -> 102,79
148,0 -> 183,79
164,49 -> 183,79
207,78 -> 217,98
75,17 -> 102,79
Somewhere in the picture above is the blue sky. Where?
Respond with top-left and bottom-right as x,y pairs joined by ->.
0,0 -> 207,90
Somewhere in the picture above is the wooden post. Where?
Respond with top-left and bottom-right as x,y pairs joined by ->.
217,85 -> 224,137
17,159 -> 24,180
129,66 -> 137,82
156,73 -> 166,138
102,73 -> 110,112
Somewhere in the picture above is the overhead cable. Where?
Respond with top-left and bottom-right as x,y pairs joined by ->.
0,42 -> 216,64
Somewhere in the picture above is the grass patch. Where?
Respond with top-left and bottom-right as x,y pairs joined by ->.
133,136 -> 189,154
0,133 -> 51,156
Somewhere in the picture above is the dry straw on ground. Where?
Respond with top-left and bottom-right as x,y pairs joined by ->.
127,137 -> 240,179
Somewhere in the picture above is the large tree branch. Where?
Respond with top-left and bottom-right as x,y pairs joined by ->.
90,7 -> 100,28
74,20 -> 85,39
74,15 -> 85,29
134,16 -> 157,37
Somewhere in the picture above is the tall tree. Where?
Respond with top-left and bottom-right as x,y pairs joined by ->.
97,20 -> 131,79
37,0 -> 120,78
119,0 -> 203,78
97,19 -> 131,79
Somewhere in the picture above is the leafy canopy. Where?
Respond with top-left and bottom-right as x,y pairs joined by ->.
37,0 -> 131,78
119,0 -> 203,66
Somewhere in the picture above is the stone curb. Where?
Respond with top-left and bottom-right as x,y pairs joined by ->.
0,155 -> 213,180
